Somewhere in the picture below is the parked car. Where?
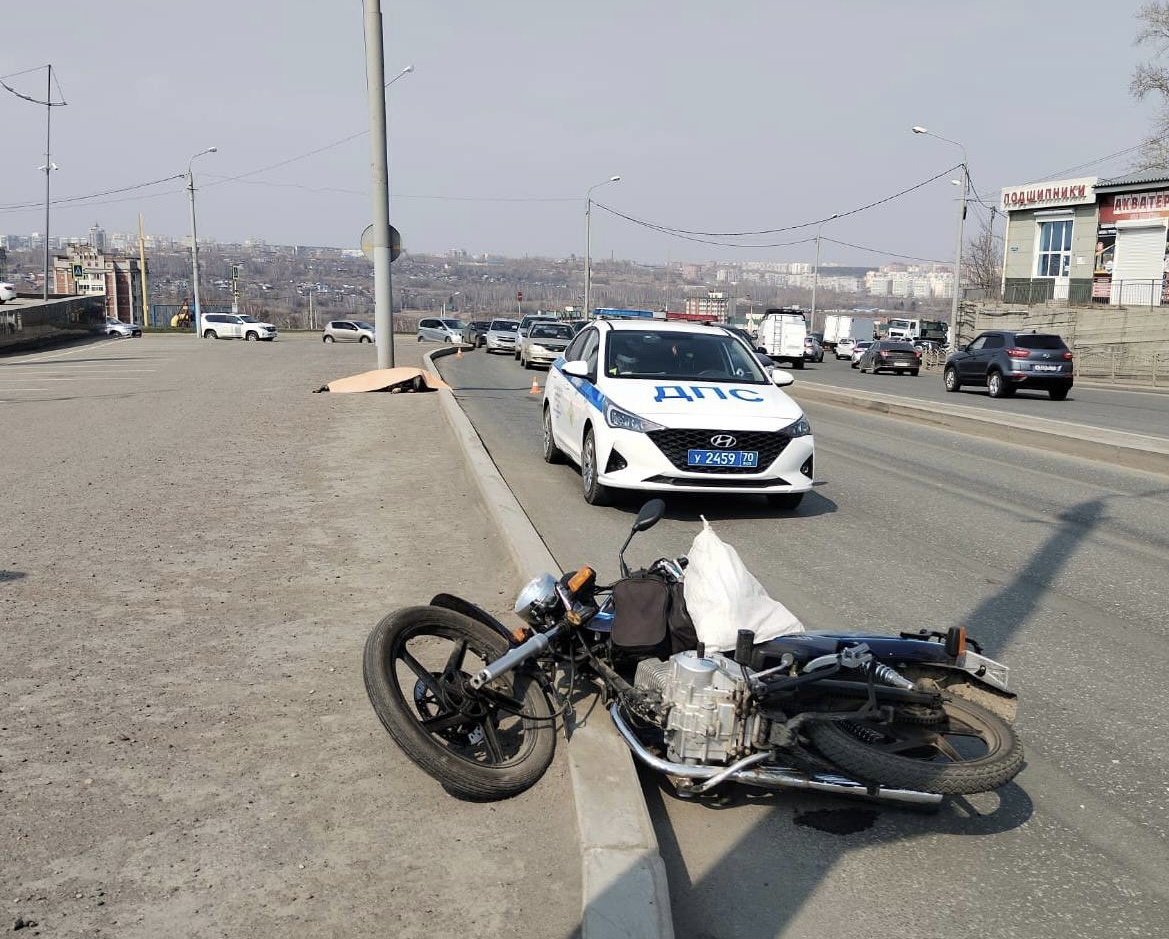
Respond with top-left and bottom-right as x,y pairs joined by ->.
856,340 -> 920,375
803,335 -> 824,363
719,325 -> 765,353
515,314 -> 558,360
0,282 -> 16,304
483,319 -> 520,355
322,320 -> 375,343
849,340 -> 873,367
835,338 -> 856,360
416,317 -> 464,343
461,319 -> 492,348
943,330 -> 1074,400
104,317 -> 142,338
520,321 -> 576,369
542,319 -> 813,508
202,313 -> 278,341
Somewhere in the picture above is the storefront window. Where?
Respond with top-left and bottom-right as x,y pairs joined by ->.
1037,219 -> 1073,277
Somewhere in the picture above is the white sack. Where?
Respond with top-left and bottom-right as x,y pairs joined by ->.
682,517 -> 804,651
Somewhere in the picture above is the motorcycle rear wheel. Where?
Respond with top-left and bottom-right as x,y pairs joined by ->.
363,605 -> 555,800
806,695 -> 1022,795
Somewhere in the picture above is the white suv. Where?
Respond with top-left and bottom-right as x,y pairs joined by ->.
201,313 -> 278,341
0,282 -> 16,304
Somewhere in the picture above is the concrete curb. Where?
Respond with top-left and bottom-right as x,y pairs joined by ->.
790,381 -> 1169,477
425,347 -> 674,939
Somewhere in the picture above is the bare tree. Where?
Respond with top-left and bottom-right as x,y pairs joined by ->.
1131,2 -> 1169,169
964,210 -> 1003,300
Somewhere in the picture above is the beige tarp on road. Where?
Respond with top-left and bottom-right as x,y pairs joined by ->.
314,367 -> 450,394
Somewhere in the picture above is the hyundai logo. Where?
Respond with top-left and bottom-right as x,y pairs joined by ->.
710,434 -> 737,448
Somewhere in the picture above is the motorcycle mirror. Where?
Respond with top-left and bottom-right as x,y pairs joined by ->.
631,499 -> 666,533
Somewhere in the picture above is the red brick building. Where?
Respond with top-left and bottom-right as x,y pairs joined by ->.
52,247 -> 144,323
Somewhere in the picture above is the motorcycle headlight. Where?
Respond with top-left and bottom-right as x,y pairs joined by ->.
514,573 -> 558,624
781,415 -> 812,437
605,403 -> 664,434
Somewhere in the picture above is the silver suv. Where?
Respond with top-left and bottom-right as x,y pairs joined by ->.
323,320 -> 375,343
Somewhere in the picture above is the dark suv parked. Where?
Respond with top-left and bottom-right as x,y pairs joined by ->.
943,330 -> 1073,400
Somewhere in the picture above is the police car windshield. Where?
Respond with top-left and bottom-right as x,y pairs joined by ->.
605,331 -> 768,383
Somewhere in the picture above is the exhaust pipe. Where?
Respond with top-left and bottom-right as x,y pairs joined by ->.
609,704 -> 942,807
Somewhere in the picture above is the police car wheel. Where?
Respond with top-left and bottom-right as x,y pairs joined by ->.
542,407 -> 564,465
581,429 -> 610,506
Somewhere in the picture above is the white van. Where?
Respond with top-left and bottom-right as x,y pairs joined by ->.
757,309 -> 807,369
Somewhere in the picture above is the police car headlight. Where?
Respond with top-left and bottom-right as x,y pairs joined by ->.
781,415 -> 812,437
605,403 -> 664,434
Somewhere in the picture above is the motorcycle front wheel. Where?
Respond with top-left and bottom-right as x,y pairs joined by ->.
363,605 -> 556,800
806,695 -> 1023,795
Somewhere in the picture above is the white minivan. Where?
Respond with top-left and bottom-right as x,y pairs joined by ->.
416,318 -> 464,343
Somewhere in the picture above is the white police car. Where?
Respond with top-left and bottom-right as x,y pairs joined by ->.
542,320 -> 814,507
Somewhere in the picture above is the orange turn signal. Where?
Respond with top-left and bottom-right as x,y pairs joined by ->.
567,566 -> 595,595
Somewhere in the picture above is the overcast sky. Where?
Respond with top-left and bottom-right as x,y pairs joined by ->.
0,1 -> 1158,268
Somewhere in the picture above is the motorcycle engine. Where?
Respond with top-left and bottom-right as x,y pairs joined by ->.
634,650 -> 753,764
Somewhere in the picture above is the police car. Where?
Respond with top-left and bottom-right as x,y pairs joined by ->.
542,319 -> 814,507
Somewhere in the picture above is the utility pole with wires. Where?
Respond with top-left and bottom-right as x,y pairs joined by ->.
1,65 -> 67,300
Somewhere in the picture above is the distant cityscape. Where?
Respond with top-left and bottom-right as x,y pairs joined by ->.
0,224 -> 955,330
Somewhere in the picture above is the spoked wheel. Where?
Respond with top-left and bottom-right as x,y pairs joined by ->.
806,695 -> 1023,795
363,606 -> 555,799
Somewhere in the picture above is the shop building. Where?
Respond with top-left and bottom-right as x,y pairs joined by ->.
1001,171 -> 1169,307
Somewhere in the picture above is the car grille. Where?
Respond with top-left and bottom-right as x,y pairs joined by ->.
645,428 -> 793,474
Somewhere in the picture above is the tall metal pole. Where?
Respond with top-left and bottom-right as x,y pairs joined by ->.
1,65 -> 64,298
187,147 -> 216,337
912,126 -> 967,346
810,231 -> 822,330
810,214 -> 839,334
138,213 -> 149,327
951,162 -> 968,346
364,0 -> 394,369
584,198 -> 593,319
584,176 -> 620,319
43,66 -> 52,300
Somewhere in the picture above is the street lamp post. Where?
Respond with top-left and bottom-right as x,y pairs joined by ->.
913,125 -> 968,346
584,175 -> 621,318
810,213 -> 840,334
187,146 -> 217,337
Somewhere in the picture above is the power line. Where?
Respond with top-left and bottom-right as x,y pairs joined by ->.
0,174 -> 184,212
592,164 -> 960,239
821,237 -> 950,265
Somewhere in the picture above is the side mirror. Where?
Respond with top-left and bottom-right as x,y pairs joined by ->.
632,499 -> 666,533
771,370 -> 795,387
562,359 -> 589,379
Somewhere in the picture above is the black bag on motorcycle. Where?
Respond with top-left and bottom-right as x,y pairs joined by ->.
611,575 -> 698,657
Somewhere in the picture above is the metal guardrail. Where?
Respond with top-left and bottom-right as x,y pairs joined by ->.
1075,347 -> 1169,387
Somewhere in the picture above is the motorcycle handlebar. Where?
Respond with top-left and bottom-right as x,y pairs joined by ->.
469,623 -> 563,690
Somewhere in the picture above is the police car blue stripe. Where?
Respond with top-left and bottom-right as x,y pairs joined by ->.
552,360 -> 607,414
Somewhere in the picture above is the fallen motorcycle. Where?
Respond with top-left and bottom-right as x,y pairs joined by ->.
363,500 -> 1022,806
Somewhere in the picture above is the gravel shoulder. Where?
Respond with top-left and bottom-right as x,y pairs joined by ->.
0,335 -> 579,938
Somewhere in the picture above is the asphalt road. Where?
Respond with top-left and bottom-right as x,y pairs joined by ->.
438,345 -> 1169,939
793,353 -> 1169,439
